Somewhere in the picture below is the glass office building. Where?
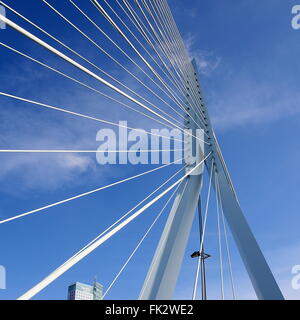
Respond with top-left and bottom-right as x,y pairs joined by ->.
68,281 -> 103,300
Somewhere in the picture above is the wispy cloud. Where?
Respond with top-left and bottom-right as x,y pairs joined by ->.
208,78 -> 300,130
184,33 -> 221,75
0,96 -> 99,193
0,47 -> 181,194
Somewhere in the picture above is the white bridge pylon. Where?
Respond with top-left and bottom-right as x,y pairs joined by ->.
140,60 -> 284,300
0,0 -> 284,301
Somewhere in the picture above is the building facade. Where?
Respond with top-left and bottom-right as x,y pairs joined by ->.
68,281 -> 103,300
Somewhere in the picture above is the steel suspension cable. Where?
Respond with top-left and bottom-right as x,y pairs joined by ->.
117,0 -> 207,131
42,0 -> 186,120
117,0 -> 179,78
142,0 -> 189,85
216,172 -> 236,300
102,179 -> 187,299
116,0 -> 206,129
123,0 -> 190,97
133,0 -> 205,126
0,159 -> 183,225
155,0 -> 206,118
37,1 -> 186,124
0,0 -> 170,121
0,91 -> 183,142
0,17 -> 207,145
0,149 -> 182,153
0,42 -> 179,132
120,0 -> 191,102
137,0 -> 191,95
157,0 -> 200,96
102,0 -> 189,102
215,170 -> 225,300
65,0 -> 184,125
17,154 -> 211,300
131,0 -> 206,128
192,159 -> 214,300
91,0 -> 190,112
140,0 -> 207,127
95,0 -> 187,98
59,164 -> 188,269
0,0 -> 188,127
161,0 -> 202,99
138,175 -> 189,299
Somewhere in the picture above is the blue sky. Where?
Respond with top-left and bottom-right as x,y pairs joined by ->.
0,0 -> 299,300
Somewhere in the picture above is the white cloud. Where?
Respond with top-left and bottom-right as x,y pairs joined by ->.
208,78 -> 300,130
0,47 -> 182,194
184,33 -> 221,75
61,153 -> 92,171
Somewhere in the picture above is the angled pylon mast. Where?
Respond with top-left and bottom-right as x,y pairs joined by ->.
0,0 -> 284,301
139,62 -> 205,299
140,59 -> 284,300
